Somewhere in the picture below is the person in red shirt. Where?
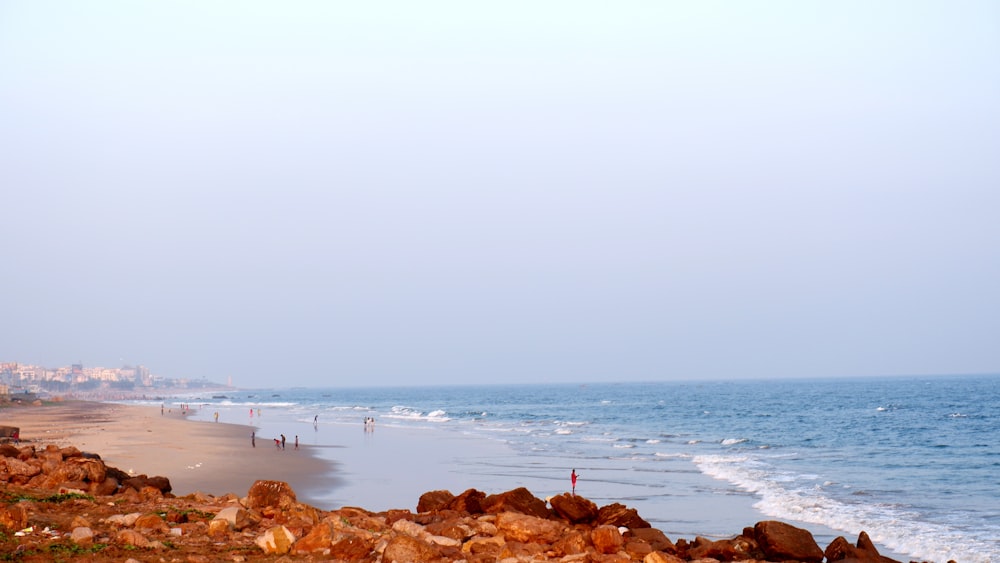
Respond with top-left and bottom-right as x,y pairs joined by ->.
571,469 -> 578,495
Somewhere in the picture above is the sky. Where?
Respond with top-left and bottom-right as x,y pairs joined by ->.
1,2 -> 998,388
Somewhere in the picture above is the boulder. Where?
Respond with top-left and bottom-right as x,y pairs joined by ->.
256,525 -> 296,555
70,526 -> 94,545
552,530 -> 590,556
826,531 -> 900,563
382,534 -> 441,563
598,502 -> 651,528
495,511 -> 567,544
116,529 -> 150,548
214,506 -> 258,531
417,489 -> 455,513
644,551 -> 686,563
482,487 -> 550,518
246,480 -> 297,511
447,488 -> 485,514
630,527 -> 676,553
330,535 -> 373,560
550,492 -> 598,523
0,444 -> 21,458
122,474 -> 171,494
592,524 -> 625,554
688,535 -> 760,561
754,520 -> 824,563
292,521 -> 333,554
0,502 -> 29,531
133,513 -> 170,534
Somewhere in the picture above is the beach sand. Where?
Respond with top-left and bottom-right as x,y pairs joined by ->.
1,400 -> 337,503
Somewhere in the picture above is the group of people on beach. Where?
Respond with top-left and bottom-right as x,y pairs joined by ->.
364,417 -> 376,431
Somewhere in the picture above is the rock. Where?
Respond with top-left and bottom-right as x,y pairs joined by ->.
626,539 -> 654,559
122,474 -> 172,494
331,535 -> 374,560
688,535 -> 760,561
214,506 -> 257,531
133,513 -> 170,534
462,535 -> 505,557
0,502 -> 29,531
592,524 -> 625,554
550,492 -> 599,523
383,534 -> 441,563
246,480 -> 297,511
644,551 -> 686,563
207,518 -> 231,538
0,444 -> 21,458
754,520 -> 824,563
2,456 -> 41,480
495,511 -> 567,544
255,525 -> 296,555
630,527 -> 676,553
116,529 -> 150,548
292,521 -> 333,554
447,488 -> 486,513
90,476 -> 119,496
417,489 -> 455,513
482,487 -> 550,518
598,502 -> 652,528
826,531 -> 900,563
70,526 -> 94,545
552,530 -> 590,556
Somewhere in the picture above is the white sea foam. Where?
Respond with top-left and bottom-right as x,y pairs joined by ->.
721,438 -> 748,446
693,454 -> 996,563
646,439 -> 661,444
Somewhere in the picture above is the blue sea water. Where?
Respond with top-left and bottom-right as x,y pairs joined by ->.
150,374 -> 997,563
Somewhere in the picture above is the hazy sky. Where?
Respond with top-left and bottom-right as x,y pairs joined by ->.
2,2 -> 998,388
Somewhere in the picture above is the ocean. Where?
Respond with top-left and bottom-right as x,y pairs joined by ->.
140,374 -> 997,563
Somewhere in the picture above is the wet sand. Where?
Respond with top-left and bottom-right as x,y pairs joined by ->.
1,400 -> 337,503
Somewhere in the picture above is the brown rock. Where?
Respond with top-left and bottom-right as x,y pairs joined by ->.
122,474 -> 172,494
417,489 -> 455,513
644,551 -> 686,563
383,534 -> 441,563
495,511 -> 567,543
331,535 -> 373,560
134,513 -> 170,534
90,476 -> 119,496
214,506 -> 258,531
754,520 -> 824,563
630,527 -> 676,553
246,480 -> 297,511
0,444 -> 21,458
292,521 -> 333,554
688,535 -> 760,561
826,531 -> 899,563
597,502 -> 652,528
552,530 -> 590,556
0,502 -> 29,531
2,456 -> 41,480
462,535 -> 505,557
116,529 -> 151,548
592,524 -> 625,554
425,517 -> 474,541
206,518 -> 231,538
626,540 -> 654,558
447,488 -> 485,514
482,487 -> 550,518
550,492 -> 599,523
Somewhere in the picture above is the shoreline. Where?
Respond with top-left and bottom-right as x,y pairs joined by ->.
1,399 -> 337,504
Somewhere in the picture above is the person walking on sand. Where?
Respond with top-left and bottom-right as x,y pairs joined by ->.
571,469 -> 578,495
251,431 -> 256,447
294,435 -> 298,449
280,434 -> 286,449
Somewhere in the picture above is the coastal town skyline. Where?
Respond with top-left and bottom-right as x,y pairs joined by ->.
2,2 -> 998,389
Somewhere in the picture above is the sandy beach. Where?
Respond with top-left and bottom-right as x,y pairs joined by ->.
1,400 -> 337,502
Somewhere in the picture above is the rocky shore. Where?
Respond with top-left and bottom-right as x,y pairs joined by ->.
1,442 -> 942,563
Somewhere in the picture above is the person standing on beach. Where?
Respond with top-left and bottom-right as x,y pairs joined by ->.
294,435 -> 298,449
280,434 -> 286,449
571,469 -> 578,495
251,431 -> 255,448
